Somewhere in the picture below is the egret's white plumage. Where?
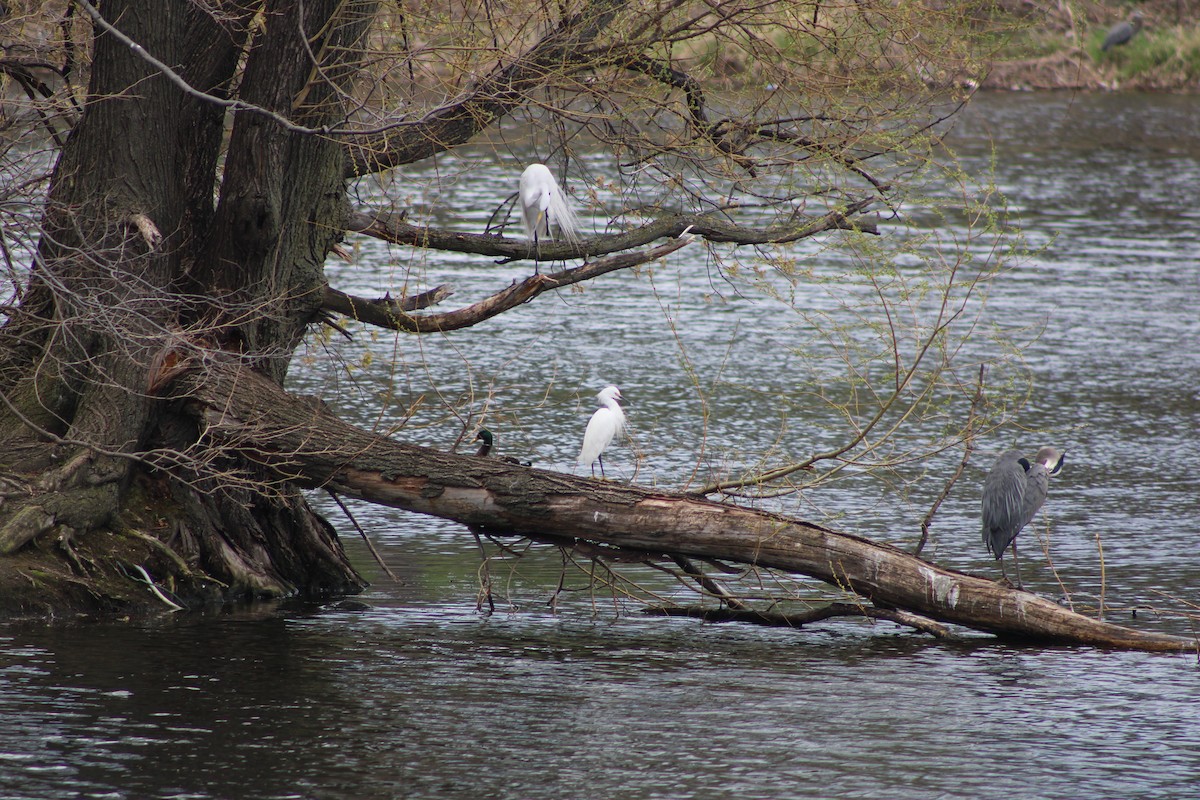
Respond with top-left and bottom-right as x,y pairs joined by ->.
519,163 -> 579,253
577,385 -> 625,477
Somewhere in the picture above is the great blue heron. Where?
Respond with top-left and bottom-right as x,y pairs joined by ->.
981,447 -> 1065,588
518,163 -> 579,272
1102,13 -> 1143,51
577,385 -> 625,478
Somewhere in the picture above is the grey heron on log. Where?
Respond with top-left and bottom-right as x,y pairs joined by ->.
981,447 -> 1065,588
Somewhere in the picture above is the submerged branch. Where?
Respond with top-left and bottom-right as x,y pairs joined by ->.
647,602 -> 953,638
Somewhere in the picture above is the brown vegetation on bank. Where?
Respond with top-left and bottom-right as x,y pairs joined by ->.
979,0 -> 1200,91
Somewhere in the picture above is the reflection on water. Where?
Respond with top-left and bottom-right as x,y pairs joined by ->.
3,93 -> 1200,799
2,600 -> 1198,800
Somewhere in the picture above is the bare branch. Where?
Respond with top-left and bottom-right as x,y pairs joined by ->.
647,602 -> 953,639
328,491 -> 399,582
346,198 -> 877,264
346,0 -> 630,176
323,235 -> 694,333
174,356 -> 1196,652
321,284 -> 454,322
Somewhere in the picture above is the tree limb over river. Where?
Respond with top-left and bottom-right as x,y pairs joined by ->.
171,358 -> 1193,653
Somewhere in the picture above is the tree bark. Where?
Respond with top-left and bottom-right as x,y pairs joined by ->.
0,1 -> 371,615
179,357 -> 1195,652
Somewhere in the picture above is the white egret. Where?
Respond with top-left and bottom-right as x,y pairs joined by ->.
577,385 -> 625,478
519,163 -> 579,270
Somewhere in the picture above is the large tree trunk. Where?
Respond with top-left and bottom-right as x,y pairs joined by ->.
0,1 -> 373,615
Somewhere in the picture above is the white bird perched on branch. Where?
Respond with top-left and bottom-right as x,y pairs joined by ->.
577,385 -> 625,478
519,163 -> 579,270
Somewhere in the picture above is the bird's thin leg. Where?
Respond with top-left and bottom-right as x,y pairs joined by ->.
597,454 -> 606,478
532,230 -> 541,275
1010,541 -> 1023,589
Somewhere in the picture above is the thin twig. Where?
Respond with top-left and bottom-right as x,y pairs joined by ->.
328,491 -> 399,581
670,555 -> 748,610
915,363 -> 987,556
1038,521 -> 1073,611
129,564 -> 185,611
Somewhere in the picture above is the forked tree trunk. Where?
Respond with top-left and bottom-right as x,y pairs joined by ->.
0,1 -> 372,614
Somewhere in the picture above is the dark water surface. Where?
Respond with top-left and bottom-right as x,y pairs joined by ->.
3,92 -> 1200,799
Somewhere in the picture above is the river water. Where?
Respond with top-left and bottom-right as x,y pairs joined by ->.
2,93 -> 1199,799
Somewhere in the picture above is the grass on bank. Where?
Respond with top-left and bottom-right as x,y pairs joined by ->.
1089,24 -> 1200,84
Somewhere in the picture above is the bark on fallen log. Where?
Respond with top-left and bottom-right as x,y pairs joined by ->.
179,359 -> 1197,652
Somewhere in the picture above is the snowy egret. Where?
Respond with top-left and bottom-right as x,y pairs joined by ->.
981,446 -> 1065,588
519,163 -> 579,270
577,385 -> 625,478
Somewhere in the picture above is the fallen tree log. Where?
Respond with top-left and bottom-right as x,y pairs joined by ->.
179,358 -> 1196,652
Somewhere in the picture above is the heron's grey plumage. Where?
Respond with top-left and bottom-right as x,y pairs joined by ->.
1102,14 -> 1143,51
981,447 -> 1064,586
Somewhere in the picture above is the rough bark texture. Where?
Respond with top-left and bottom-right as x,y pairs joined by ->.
178,358 -> 1194,652
0,1 -> 372,616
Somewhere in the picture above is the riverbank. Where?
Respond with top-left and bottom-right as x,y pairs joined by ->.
983,1 -> 1200,91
